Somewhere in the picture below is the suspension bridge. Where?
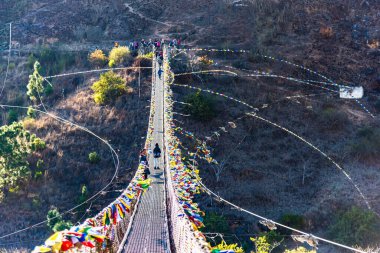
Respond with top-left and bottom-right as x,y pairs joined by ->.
0,44 -> 375,253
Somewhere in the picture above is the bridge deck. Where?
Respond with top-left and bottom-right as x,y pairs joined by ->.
121,58 -> 170,253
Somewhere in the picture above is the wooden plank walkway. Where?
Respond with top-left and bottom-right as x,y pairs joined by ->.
121,58 -> 170,253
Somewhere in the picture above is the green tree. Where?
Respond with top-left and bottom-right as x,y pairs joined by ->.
47,207 -> 63,230
88,151 -> 101,164
211,240 -> 244,253
53,220 -> 73,232
27,107 -> 36,118
250,232 -> 283,253
91,71 -> 127,104
0,122 -> 45,198
184,91 -> 216,121
329,206 -> 380,247
47,208 -> 73,232
27,61 -> 45,102
108,46 -> 131,66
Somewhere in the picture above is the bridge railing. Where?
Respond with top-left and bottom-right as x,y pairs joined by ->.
163,46 -> 210,253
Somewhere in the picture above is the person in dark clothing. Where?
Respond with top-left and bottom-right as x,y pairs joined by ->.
158,68 -> 163,79
153,143 -> 161,169
142,161 -> 150,180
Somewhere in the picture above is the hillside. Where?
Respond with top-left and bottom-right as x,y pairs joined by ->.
0,0 -> 379,252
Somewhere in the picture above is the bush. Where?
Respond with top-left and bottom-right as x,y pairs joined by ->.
47,208 -> 73,232
53,220 -> 73,232
279,214 -> 306,230
7,109 -> 18,124
329,206 -> 380,247
251,232 -> 282,253
31,137 -> 46,151
350,126 -> 380,159
27,107 -> 36,118
88,151 -> 101,164
47,208 -> 62,230
317,107 -> 348,132
109,46 -> 131,66
34,170 -> 43,180
202,212 -> 230,235
108,59 -> 116,68
211,240 -> 243,253
44,84 -> 54,96
91,71 -> 128,105
37,46 -> 76,76
184,91 -> 216,121
89,49 -> 108,68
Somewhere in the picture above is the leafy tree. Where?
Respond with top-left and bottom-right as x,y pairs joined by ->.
0,122 -> 45,197
88,151 -> 101,164
184,91 -> 216,121
211,240 -> 244,253
89,49 -> 108,68
91,71 -> 127,104
250,232 -> 283,253
31,137 -> 46,151
27,61 -> 45,102
109,59 -> 116,68
108,46 -> 131,66
47,207 -> 63,230
47,208 -> 73,232
27,107 -> 36,118
53,220 -> 73,232
329,206 -> 380,247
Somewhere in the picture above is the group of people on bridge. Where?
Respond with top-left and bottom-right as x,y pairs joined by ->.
114,38 -> 182,52
140,143 -> 162,180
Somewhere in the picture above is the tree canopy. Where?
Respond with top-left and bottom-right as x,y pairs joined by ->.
0,122 -> 45,199
91,71 -> 127,104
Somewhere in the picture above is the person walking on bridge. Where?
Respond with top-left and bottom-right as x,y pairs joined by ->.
158,68 -> 163,80
153,143 -> 161,170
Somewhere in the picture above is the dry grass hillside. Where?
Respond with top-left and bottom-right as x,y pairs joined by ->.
171,48 -> 380,252
0,0 -> 379,252
0,59 -> 152,250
